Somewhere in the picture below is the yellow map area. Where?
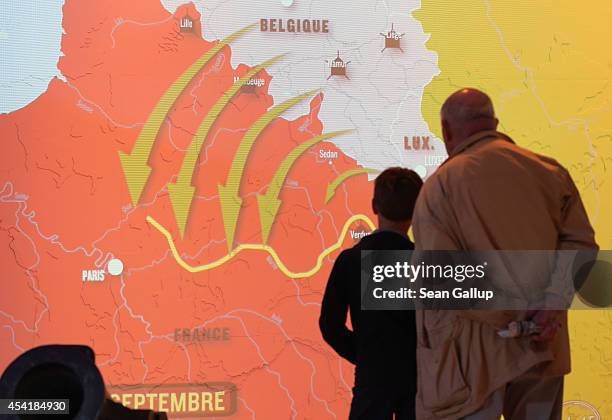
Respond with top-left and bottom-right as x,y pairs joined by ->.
415,0 -> 612,415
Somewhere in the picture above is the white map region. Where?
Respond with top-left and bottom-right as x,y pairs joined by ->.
161,0 -> 447,177
0,0 -> 65,114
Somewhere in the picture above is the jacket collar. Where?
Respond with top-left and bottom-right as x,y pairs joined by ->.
450,130 -> 514,157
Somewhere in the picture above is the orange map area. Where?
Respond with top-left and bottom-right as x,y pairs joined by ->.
0,1 -> 377,418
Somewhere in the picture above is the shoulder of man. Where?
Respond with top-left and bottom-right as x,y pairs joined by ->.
532,150 -> 573,178
334,248 -> 354,265
505,139 -> 577,191
434,133 -> 571,185
415,162 -> 452,212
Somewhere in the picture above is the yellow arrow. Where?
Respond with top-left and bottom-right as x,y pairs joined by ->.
118,23 -> 257,206
218,89 -> 320,251
168,53 -> 287,238
257,129 -> 354,243
325,168 -> 380,204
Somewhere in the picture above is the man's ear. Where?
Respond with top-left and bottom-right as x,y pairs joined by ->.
441,119 -> 453,154
371,198 -> 378,215
441,119 -> 451,143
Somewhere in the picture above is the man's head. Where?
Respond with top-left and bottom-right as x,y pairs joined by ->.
372,167 -> 423,233
440,88 -> 499,155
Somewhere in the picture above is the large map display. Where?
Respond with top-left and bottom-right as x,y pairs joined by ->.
1,0 -> 610,418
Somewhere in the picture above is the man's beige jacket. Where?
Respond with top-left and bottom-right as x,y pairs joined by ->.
412,131 -> 598,419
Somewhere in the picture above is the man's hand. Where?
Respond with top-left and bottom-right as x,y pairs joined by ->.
527,310 -> 563,342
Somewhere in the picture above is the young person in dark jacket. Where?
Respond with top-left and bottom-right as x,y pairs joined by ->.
319,167 -> 423,420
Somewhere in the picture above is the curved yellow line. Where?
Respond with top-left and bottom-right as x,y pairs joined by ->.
146,214 -> 375,278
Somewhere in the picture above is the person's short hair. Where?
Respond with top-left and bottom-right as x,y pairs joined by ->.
373,167 -> 423,221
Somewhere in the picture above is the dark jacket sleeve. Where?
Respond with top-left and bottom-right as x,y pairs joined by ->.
319,251 -> 356,364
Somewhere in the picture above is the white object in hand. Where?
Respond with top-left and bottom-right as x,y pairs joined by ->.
497,321 -> 541,338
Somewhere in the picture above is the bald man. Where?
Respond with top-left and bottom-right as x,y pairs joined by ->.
412,88 -> 598,419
